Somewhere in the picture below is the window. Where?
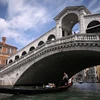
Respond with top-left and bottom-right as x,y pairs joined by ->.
7,48 -> 10,54
10,48 -> 14,54
29,46 -> 35,52
0,46 -> 2,52
38,41 -> 44,46
7,48 -> 14,54
47,34 -> 56,41
62,30 -> 65,37
22,51 -> 27,56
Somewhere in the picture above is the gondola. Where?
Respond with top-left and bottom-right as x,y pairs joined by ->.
0,82 -> 73,95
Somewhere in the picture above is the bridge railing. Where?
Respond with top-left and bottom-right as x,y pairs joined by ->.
2,33 -> 100,70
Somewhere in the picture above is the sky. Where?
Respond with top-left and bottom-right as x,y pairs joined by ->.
0,0 -> 100,50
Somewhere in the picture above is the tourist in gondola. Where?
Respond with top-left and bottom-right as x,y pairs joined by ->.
45,83 -> 56,88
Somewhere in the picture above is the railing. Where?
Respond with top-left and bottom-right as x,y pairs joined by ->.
1,33 -> 100,71
38,34 -> 100,51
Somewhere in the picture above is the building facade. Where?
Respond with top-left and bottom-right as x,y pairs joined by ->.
96,65 -> 100,82
0,37 -> 17,68
74,66 -> 99,83
85,67 -> 98,82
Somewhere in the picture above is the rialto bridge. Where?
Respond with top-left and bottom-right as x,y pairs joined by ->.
0,5 -> 100,86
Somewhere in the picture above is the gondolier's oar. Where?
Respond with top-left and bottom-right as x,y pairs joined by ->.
58,80 -> 63,86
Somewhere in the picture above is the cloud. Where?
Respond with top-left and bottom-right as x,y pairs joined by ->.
0,18 -> 9,31
0,0 -> 52,49
7,0 -> 52,30
87,0 -> 100,13
0,0 -> 99,49
87,0 -> 97,9
0,0 -> 7,5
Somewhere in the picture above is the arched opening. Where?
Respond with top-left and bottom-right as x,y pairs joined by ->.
72,23 -> 80,34
29,46 -> 35,52
86,20 -> 100,33
9,59 -> 13,64
47,34 -> 56,42
15,55 -> 19,60
15,50 -> 100,86
61,13 -> 79,37
22,51 -> 27,56
38,41 -> 44,46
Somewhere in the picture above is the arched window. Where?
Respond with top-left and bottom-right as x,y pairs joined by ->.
15,55 -> 19,60
38,41 -> 44,46
29,46 -> 35,52
9,59 -> 13,64
22,51 -> 27,56
47,34 -> 55,42
86,20 -> 100,33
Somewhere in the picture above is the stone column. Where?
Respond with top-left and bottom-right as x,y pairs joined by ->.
79,10 -> 86,33
56,19 -> 62,39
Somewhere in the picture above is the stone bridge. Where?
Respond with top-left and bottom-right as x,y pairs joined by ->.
0,5 -> 100,86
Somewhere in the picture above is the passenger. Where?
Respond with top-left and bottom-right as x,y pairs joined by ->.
45,83 -> 56,88
45,84 -> 51,88
52,83 -> 56,88
68,78 -> 72,83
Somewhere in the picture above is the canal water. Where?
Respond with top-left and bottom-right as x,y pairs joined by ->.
0,83 -> 100,100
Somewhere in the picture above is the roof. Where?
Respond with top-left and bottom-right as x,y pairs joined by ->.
54,5 -> 91,20
0,42 -> 17,49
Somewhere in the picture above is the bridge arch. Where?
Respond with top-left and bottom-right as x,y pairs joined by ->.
22,51 -> 27,56
38,41 -> 44,46
15,55 -> 20,60
29,46 -> 35,52
13,40 -> 100,86
61,13 -> 79,37
47,34 -> 56,42
86,20 -> 100,33
9,59 -> 13,64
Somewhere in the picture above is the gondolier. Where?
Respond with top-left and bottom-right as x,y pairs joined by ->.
62,72 -> 68,86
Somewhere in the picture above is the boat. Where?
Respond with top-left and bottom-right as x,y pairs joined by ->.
0,82 -> 73,95
79,80 -> 83,84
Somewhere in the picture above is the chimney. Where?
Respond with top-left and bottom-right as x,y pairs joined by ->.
2,37 -> 6,45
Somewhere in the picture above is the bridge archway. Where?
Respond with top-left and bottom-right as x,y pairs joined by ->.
38,41 -> 44,46
29,46 -> 35,52
14,48 -> 100,86
9,59 -> 13,64
86,20 -> 100,33
22,51 -> 27,56
15,55 -> 19,60
72,23 -> 80,34
47,34 -> 56,42
61,13 -> 79,37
